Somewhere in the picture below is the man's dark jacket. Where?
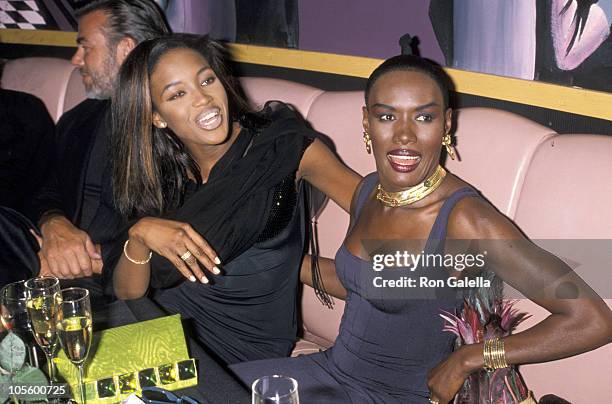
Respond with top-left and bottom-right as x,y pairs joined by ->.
31,99 -> 109,225
0,89 -> 54,213
1,99 -> 123,291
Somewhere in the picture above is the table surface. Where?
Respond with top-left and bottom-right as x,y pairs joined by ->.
102,298 -> 251,404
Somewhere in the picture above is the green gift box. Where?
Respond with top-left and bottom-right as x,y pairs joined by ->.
55,315 -> 198,403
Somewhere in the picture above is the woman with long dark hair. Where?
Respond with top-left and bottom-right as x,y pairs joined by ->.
110,34 -> 360,364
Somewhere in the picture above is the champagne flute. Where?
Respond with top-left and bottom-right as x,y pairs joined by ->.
25,276 -> 61,382
57,288 -> 92,404
252,375 -> 299,404
1,281 -> 39,367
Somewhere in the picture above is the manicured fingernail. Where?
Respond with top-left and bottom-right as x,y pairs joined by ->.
189,275 -> 196,282
214,256 -> 221,265
201,276 -> 209,284
212,266 -> 220,275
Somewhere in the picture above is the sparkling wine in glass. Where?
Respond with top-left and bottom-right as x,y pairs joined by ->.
1,281 -> 39,367
57,287 -> 92,404
25,276 -> 61,382
252,375 -> 299,404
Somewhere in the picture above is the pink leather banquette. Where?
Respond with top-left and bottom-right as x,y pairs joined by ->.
3,57 -> 611,403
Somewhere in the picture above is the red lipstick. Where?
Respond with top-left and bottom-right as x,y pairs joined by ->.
386,149 -> 421,173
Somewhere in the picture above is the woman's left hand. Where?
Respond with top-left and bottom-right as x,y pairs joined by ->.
427,345 -> 478,404
129,217 -> 220,283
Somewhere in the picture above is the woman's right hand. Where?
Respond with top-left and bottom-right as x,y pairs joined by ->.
128,217 -> 221,283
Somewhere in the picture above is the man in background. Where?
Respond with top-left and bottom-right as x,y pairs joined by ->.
0,0 -> 169,303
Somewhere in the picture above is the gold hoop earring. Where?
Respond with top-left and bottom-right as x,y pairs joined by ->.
363,131 -> 372,154
160,122 -> 167,128
442,133 -> 456,160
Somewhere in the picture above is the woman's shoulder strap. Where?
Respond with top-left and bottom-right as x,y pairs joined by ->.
428,187 -> 480,243
352,172 -> 378,221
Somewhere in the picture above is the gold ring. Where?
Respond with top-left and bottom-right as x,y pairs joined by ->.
180,251 -> 193,261
429,399 -> 439,404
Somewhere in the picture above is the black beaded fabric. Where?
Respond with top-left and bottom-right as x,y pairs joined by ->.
181,137 -> 314,244
256,172 -> 298,242
256,136 -> 314,243
182,174 -> 299,244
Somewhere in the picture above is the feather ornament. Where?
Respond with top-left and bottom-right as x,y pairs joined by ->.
442,273 -> 532,404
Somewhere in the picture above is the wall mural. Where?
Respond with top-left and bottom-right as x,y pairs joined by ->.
0,0 -> 609,92
430,0 -> 611,92
0,0 -> 297,46
538,0 -> 612,91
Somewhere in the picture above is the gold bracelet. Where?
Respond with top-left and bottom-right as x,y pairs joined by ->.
498,339 -> 509,368
485,338 -> 496,371
483,338 -> 509,371
123,239 -> 152,265
484,338 -> 494,370
494,339 -> 505,369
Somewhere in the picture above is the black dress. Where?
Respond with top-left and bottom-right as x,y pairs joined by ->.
147,104 -> 318,365
154,175 -> 307,364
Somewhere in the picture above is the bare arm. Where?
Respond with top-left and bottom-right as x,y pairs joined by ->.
113,217 -> 220,300
113,236 -> 152,300
297,138 -> 361,213
300,255 -> 347,300
298,175 -> 368,301
464,237 -> 612,365
428,199 -> 612,402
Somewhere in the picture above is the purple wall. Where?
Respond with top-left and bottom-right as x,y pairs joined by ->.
453,0 -> 536,79
299,0 -> 445,64
158,1 -> 237,41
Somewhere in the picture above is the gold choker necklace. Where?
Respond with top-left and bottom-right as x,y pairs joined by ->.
376,165 -> 446,207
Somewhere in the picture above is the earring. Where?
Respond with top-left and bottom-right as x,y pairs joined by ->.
159,122 -> 167,128
363,131 -> 372,154
442,133 -> 456,160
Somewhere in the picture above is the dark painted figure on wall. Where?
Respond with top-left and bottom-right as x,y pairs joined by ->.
537,0 -> 612,92
430,0 -> 612,92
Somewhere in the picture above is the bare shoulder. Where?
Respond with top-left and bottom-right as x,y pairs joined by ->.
301,137 -> 327,158
298,138 -> 337,179
446,185 -> 524,240
299,138 -> 362,213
